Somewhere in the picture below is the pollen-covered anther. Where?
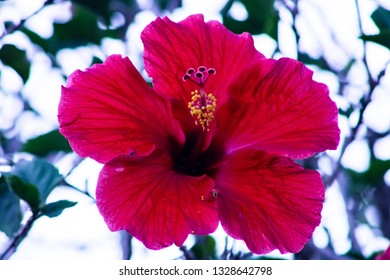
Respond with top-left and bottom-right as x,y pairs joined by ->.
188,90 -> 217,131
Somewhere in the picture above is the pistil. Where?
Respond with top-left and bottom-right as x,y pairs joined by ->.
183,66 -> 217,131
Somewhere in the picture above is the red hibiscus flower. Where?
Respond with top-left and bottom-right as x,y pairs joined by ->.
58,14 -> 340,255
376,246 -> 390,260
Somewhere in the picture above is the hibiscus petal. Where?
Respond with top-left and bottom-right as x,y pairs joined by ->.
58,55 -> 183,164
213,149 -> 325,254
141,14 -> 264,106
216,58 -> 340,159
96,150 -> 219,249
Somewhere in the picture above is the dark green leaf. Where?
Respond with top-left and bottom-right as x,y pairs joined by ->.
52,5 -> 120,49
361,33 -> 390,49
347,158 -> 390,196
189,235 -> 217,259
22,28 -> 54,55
361,7 -> 390,49
12,159 -> 63,204
0,44 -> 31,82
155,0 -> 182,11
5,175 -> 40,213
371,7 -> 390,32
91,56 -> 104,65
221,0 -> 278,39
40,200 -> 77,218
297,52 -> 330,70
22,129 -> 72,157
0,177 -> 22,237
71,0 -> 111,23
338,105 -> 354,117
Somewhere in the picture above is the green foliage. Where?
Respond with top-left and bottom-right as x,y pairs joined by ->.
0,159 -> 77,238
297,53 -> 330,70
0,177 -> 22,237
6,175 -> 41,213
371,7 -> 390,31
221,0 -> 278,39
0,0 -> 389,260
361,33 -> 390,49
53,5 -> 119,49
188,235 -> 217,259
21,28 -> 55,56
22,129 -> 72,157
361,7 -> 390,49
0,44 -> 31,82
11,159 -> 63,204
40,200 -> 78,218
347,158 -> 390,193
22,4 -> 120,56
155,0 -> 182,11
72,0 -> 112,23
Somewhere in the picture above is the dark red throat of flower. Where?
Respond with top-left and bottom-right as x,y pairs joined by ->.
183,66 -> 217,131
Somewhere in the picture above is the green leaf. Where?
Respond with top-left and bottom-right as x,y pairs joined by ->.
371,7 -> 390,32
155,0 -> 182,11
23,3 -> 121,55
22,129 -> 72,157
361,7 -> 390,49
12,159 -> 63,204
338,105 -> 354,117
91,56 -> 104,65
40,200 -> 77,218
222,0 -> 278,39
346,158 -> 390,196
22,28 -> 54,55
5,175 -> 40,213
0,177 -> 22,237
189,235 -> 217,259
361,33 -> 390,49
0,44 -> 31,82
71,0 -> 111,23
298,52 -> 330,70
52,5 -> 119,49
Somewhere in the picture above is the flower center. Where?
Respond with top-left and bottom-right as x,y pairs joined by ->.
183,66 -> 217,131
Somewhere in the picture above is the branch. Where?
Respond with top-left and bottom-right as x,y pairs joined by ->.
0,0 -> 55,41
60,156 -> 96,202
120,231 -> 133,260
324,12 -> 389,188
280,0 -> 300,57
323,0 -> 389,257
0,213 -> 37,260
220,0 -> 235,16
62,180 -> 96,202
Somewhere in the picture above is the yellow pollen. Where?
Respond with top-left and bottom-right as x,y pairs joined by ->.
188,90 -> 217,131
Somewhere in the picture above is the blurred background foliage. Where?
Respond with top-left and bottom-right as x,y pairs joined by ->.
0,0 -> 389,260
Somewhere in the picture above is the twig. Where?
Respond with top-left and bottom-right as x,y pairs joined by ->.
280,0 -> 300,55
0,0 -> 55,41
0,213 -> 37,260
324,7 -> 389,187
120,231 -> 133,260
323,0 -> 389,257
354,0 -> 375,89
62,180 -> 96,202
59,156 -> 97,202
179,246 -> 195,260
63,156 -> 84,179
220,0 -> 235,16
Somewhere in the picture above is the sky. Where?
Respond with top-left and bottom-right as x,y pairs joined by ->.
0,0 -> 390,259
